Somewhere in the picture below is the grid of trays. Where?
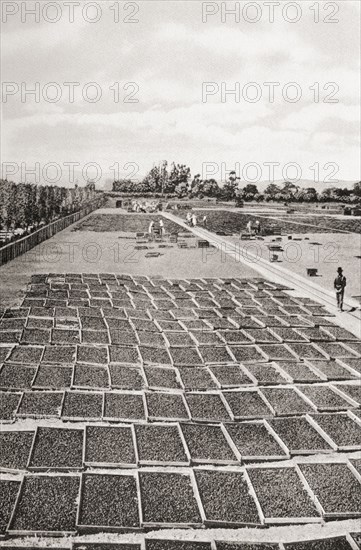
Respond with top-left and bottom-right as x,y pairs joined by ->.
0,538 -> 360,550
1,273 -> 361,544
0,538 -> 360,549
177,210 -> 361,235
74,214 -> 187,234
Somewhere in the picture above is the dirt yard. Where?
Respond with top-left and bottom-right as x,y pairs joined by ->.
225,232 -> 361,301
0,210 -> 260,309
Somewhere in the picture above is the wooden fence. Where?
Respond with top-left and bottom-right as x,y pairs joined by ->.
0,197 -> 105,267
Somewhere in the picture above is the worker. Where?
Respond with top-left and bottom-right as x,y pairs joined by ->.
159,218 -> 165,237
191,213 -> 197,227
246,220 -> 252,234
148,220 -> 155,241
202,215 -> 208,228
334,267 -> 346,312
255,220 -> 261,234
186,212 -> 192,226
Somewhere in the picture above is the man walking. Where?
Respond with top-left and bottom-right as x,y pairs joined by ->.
334,267 -> 346,311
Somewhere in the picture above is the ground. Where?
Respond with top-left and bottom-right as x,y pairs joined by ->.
227,231 -> 361,300
0,205 -> 361,549
0,209 -> 260,309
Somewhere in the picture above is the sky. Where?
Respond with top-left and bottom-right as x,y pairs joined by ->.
1,0 -> 360,188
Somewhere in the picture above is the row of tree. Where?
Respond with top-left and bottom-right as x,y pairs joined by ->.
0,180 -> 98,231
250,181 -> 361,204
113,163 -> 361,204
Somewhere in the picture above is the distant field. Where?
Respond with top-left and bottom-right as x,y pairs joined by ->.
74,214 -> 185,234
177,210 -> 360,234
276,214 -> 361,234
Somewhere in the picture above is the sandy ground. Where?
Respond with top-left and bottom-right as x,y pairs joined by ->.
225,232 -> 361,301
0,211 -> 260,309
1,519 -> 361,548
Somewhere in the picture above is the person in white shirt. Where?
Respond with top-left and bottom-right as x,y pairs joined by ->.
148,220 -> 155,240
159,218 -> 164,237
246,220 -> 252,234
192,214 -> 197,227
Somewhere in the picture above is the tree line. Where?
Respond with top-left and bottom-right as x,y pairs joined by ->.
113,163 -> 361,204
113,161 -> 191,196
0,180 -> 98,231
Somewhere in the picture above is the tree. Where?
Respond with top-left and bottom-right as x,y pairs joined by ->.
175,182 -> 189,198
320,188 -> 332,201
243,184 -> 258,195
304,187 -> 318,201
53,185 -> 64,217
0,180 -> 99,232
296,187 -> 318,202
264,183 -> 281,200
190,174 -> 203,197
142,164 -> 163,193
13,184 -> 27,228
113,179 -> 135,192
73,183 -> 83,212
202,179 -> 220,197
138,161 -> 192,195
331,187 -> 351,200
222,171 -> 239,200
239,183 -> 259,201
166,163 -> 191,194
24,184 -> 37,227
353,181 -> 361,198
6,181 -> 18,228
283,181 -> 298,192
47,186 -> 56,219
282,181 -> 299,201
0,180 -> 13,229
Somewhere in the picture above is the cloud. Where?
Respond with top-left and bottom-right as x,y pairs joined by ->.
158,22 -> 326,66
280,103 -> 360,133
1,0 -> 360,181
